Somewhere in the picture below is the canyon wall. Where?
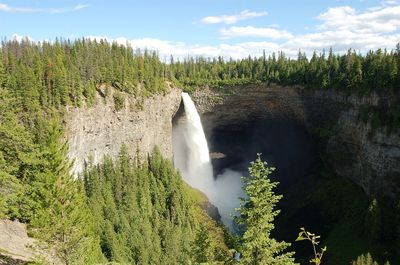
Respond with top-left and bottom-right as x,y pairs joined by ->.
64,87 -> 181,174
64,83 -> 400,196
191,84 -> 400,197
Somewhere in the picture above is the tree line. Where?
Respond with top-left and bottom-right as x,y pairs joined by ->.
2,38 -> 399,132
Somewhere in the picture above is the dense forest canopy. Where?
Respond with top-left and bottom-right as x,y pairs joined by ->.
1,38 -> 399,131
1,38 -> 399,101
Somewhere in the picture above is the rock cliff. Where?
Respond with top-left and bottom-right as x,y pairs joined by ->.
191,84 -> 400,197
64,83 -> 400,196
65,86 -> 181,174
0,219 -> 59,264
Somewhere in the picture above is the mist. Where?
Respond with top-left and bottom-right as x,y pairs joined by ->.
172,93 -> 244,230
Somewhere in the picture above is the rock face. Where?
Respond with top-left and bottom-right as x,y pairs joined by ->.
64,83 -> 400,196
0,219 -> 36,264
0,219 -> 59,264
65,87 -> 182,174
191,84 -> 400,197
303,90 -> 400,197
192,85 -> 306,133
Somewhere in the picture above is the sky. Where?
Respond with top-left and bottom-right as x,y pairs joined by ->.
1,0 -> 400,59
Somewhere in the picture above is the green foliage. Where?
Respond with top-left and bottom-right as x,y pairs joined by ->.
113,91 -> 125,111
352,253 -> 390,265
236,154 -> 296,265
83,146 -> 232,264
0,87 -> 38,219
1,37 -> 399,263
169,47 -> 400,131
352,253 -> 379,265
170,48 -> 399,96
364,199 -> 382,243
296,228 -> 326,265
1,38 -> 167,111
191,224 -> 214,264
28,121 -> 105,264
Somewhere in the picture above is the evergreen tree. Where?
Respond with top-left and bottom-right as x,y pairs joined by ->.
192,224 -> 214,264
236,154 -> 296,265
31,121 -> 104,265
352,253 -> 383,265
364,199 -> 382,242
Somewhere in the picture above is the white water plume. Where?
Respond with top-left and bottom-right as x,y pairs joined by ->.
173,92 -> 244,229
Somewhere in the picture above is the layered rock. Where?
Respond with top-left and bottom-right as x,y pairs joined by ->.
191,84 -> 400,197
303,90 -> 400,197
65,86 -> 181,174
64,83 -> 400,196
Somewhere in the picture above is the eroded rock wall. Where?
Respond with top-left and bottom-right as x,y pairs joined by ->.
64,82 -> 400,196
303,90 -> 400,196
65,87 -> 181,174
191,84 -> 400,197
191,84 -> 306,135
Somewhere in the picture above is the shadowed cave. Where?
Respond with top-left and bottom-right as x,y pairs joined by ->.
209,120 -> 318,190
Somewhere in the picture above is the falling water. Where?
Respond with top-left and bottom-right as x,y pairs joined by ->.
173,92 -> 244,229
173,92 -> 214,192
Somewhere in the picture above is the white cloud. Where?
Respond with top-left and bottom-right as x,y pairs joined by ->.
86,36 -> 280,60
73,4 -> 88,11
317,5 -> 400,34
382,0 -> 400,6
220,26 -> 293,39
0,2 -> 88,13
11,33 -> 34,42
282,30 -> 400,54
200,10 -> 267,25
10,4 -> 400,60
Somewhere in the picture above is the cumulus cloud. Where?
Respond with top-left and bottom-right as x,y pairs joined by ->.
10,3 -> 400,60
199,10 -> 267,25
317,5 -> 400,34
86,35 -> 280,59
220,26 -> 293,39
282,30 -> 400,54
0,2 -> 88,13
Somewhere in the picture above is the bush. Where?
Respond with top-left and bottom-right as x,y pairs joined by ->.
113,91 -> 125,111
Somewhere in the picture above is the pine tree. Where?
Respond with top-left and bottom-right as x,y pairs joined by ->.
364,199 -> 382,242
236,154 -> 296,265
192,224 -> 214,264
352,253 -> 380,265
31,120 -> 104,265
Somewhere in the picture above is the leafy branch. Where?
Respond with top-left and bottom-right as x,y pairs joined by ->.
296,228 -> 327,265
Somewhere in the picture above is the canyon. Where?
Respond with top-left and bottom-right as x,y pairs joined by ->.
65,84 -> 400,197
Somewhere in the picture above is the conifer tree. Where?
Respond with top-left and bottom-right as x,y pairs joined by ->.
192,224 -> 214,264
236,154 -> 296,265
352,253 -> 380,265
31,120 -> 104,265
365,199 -> 382,242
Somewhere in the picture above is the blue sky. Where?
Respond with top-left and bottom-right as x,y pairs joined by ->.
1,0 -> 399,58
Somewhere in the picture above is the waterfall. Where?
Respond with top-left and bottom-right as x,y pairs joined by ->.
173,92 -> 214,192
173,92 -> 244,230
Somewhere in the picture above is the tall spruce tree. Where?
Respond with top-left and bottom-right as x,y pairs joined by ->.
31,120 -> 104,265
236,154 -> 296,265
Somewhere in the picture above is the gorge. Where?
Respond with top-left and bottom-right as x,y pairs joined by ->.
1,36 -> 399,265
66,84 -> 400,198
62,83 -> 400,263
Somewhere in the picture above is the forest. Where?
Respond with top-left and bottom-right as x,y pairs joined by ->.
0,38 -> 399,264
